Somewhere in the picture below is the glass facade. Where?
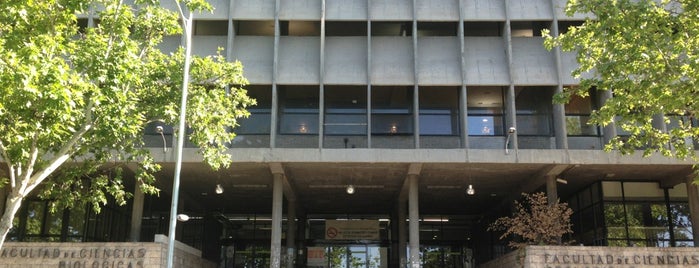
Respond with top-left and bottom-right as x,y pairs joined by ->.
568,181 -> 693,247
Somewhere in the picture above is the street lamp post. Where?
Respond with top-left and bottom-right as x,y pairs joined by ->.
166,3 -> 194,268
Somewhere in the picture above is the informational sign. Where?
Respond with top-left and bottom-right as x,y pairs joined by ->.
307,247 -> 327,268
325,220 -> 380,240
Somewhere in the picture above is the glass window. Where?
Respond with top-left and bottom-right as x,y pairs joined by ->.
604,203 -> 627,240
326,21 -> 367,36
194,20 -> 228,35
467,87 -> 504,136
371,86 -> 413,135
670,203 -> 694,246
565,95 -> 599,136
419,87 -> 459,136
234,20 -> 275,36
236,86 -> 272,135
515,87 -> 553,136
325,86 -> 367,135
371,21 -> 412,36
278,86 -> 319,134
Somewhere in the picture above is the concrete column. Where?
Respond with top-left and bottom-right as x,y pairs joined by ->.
546,175 -> 558,205
129,181 -> 145,242
271,173 -> 284,267
270,0 -> 281,148
503,0 -> 518,150
286,201 -> 296,268
408,174 -> 420,268
549,0 -> 568,149
685,175 -> 699,245
599,90 -> 617,144
398,199 -> 407,267
319,0 -> 326,148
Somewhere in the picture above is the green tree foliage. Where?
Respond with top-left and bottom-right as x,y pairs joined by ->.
488,192 -> 573,249
544,0 -> 699,160
0,0 -> 255,249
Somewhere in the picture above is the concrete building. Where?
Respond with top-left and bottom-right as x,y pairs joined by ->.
2,0 -> 699,267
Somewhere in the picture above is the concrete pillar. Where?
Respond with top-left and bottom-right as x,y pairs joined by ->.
398,199 -> 407,267
599,90 -> 617,144
271,173 -> 284,267
286,201 -> 296,268
546,175 -> 558,205
408,174 -> 420,268
685,175 -> 699,245
129,181 -> 145,242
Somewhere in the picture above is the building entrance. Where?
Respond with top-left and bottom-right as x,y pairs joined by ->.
308,244 -> 387,268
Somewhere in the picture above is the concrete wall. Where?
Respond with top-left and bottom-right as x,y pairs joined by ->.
0,237 -> 215,268
480,245 -> 699,268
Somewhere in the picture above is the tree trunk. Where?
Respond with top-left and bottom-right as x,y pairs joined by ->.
0,191 -> 23,251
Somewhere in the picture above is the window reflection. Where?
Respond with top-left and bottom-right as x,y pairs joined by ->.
565,95 -> 599,136
371,87 -> 413,135
278,86 -> 319,135
419,87 -> 459,136
467,87 -> 504,136
515,87 -> 552,136
325,86 -> 367,135
236,86 -> 272,135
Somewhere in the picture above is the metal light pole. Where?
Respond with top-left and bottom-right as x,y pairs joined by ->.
166,4 -> 193,268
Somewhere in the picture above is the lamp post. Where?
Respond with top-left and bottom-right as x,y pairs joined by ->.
166,3 -> 193,268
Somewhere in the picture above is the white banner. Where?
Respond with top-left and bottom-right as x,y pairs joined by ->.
324,220 -> 380,240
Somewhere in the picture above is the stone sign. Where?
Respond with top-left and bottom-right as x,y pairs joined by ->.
481,246 -> 699,268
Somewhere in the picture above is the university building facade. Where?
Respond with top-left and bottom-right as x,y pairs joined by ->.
2,0 -> 699,267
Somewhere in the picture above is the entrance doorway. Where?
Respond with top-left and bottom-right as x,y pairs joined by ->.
308,244 -> 387,268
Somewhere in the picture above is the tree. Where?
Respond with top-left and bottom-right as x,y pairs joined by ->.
543,0 -> 699,161
488,192 -> 573,249
0,0 -> 255,249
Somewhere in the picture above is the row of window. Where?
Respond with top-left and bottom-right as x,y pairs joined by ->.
234,85 -> 596,137
193,20 -> 583,37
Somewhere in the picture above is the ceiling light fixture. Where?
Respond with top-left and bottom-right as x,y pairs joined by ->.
346,185 -> 355,195
466,184 -> 475,196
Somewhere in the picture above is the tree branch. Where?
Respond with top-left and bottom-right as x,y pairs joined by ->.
24,101 -> 95,195
0,141 -> 16,188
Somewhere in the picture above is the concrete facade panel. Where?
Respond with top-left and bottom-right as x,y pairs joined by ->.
462,0 -> 506,21
324,136 -> 368,148
277,135 -> 319,148
230,135 -> 271,148
371,37 -> 415,85
507,0 -> 553,20
568,136 -> 603,150
325,37 -> 368,85
369,0 -> 413,21
279,0 -> 322,20
518,136 -> 554,149
158,36 -> 182,55
371,136 -> 415,148
232,36 -> 274,84
158,0 -> 228,19
554,0 -> 592,20
511,37 -> 557,85
415,0 -> 459,21
231,0 -> 276,20
468,136 -> 505,149
326,0 -> 368,20
561,50 -> 580,85
464,37 -> 510,85
419,136 -> 461,149
191,36 -> 227,57
277,37 -> 321,84
417,37 -> 462,85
